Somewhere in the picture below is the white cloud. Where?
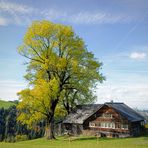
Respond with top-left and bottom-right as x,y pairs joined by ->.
41,9 -> 67,22
0,80 -> 26,101
96,83 -> 148,109
0,1 -> 133,26
130,52 -> 147,60
42,9 -> 131,25
0,1 -> 36,26
71,12 -> 130,24
0,1 -> 34,14
0,17 -> 8,25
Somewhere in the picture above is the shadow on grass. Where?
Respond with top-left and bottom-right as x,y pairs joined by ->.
61,136 -> 119,142
55,133 -> 148,142
75,137 -> 97,141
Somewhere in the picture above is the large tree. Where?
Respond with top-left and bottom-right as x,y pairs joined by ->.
17,20 -> 104,139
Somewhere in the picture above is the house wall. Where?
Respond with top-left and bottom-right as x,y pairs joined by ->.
83,105 -> 133,137
63,123 -> 83,136
62,105 -> 144,137
130,121 -> 144,136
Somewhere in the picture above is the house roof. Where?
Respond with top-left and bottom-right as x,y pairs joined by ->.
105,102 -> 145,122
63,104 -> 102,124
63,102 -> 144,124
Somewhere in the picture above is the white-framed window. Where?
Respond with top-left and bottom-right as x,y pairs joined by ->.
111,122 -> 115,128
102,113 -> 113,118
121,124 -> 128,130
100,122 -> 115,129
89,122 -> 95,127
89,122 -> 115,129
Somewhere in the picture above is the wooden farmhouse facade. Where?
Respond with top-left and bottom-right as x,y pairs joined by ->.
62,102 -> 145,138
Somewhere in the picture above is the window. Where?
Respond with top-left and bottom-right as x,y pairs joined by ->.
89,122 -> 115,129
105,123 -> 108,128
116,124 -> 120,129
100,122 -> 105,128
89,122 -> 95,127
100,122 -> 115,129
102,113 -> 113,118
121,124 -> 128,130
111,122 -> 115,129
95,122 -> 101,127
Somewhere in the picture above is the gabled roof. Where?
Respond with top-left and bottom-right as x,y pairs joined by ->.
105,102 -> 145,122
63,104 -> 102,124
63,102 -> 144,124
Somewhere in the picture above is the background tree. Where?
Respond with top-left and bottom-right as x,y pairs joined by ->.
62,88 -> 96,114
17,20 -> 104,139
0,108 -> 6,141
0,105 -> 45,142
4,106 -> 17,142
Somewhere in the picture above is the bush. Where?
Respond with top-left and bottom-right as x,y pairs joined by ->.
5,136 -> 16,143
145,124 -> 148,129
15,135 -> 28,141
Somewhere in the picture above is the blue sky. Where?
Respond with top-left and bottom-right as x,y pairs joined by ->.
0,0 -> 148,109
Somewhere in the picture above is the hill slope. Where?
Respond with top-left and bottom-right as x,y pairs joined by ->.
0,99 -> 16,109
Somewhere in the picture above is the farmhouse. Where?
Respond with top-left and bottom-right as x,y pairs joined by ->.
62,102 -> 145,138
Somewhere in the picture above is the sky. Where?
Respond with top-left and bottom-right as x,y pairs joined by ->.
0,0 -> 148,109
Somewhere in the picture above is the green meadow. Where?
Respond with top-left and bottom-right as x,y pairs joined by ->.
0,100 -> 15,109
0,136 -> 148,148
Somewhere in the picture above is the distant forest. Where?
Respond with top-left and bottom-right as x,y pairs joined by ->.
0,102 -> 45,142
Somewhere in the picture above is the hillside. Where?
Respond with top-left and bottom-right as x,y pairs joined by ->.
0,99 -> 16,109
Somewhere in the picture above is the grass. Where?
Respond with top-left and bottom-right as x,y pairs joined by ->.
0,136 -> 148,148
0,99 -> 16,109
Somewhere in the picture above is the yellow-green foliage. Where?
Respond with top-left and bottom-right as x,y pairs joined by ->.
15,135 -> 28,142
17,20 -> 104,128
17,78 -> 61,126
145,124 -> 148,128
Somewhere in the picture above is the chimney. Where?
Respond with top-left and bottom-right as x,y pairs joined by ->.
110,100 -> 114,103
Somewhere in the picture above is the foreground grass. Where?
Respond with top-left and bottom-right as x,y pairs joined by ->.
1,136 -> 148,148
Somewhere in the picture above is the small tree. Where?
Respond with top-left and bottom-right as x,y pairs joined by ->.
17,20 -> 104,139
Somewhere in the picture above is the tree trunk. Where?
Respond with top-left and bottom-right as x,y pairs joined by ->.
45,99 -> 58,140
45,118 -> 55,140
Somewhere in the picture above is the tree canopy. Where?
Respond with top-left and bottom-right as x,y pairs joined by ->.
17,20 -> 105,139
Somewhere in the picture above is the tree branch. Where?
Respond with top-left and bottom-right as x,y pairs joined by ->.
19,52 -> 45,64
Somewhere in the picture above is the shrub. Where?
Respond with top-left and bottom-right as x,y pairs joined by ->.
15,135 -> 28,141
145,124 -> 148,129
5,136 -> 16,143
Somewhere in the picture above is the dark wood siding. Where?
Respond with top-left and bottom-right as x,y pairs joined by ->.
63,104 -> 144,137
83,105 -> 132,137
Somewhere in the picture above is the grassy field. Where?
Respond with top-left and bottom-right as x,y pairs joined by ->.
0,136 -> 148,148
0,100 -> 16,109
